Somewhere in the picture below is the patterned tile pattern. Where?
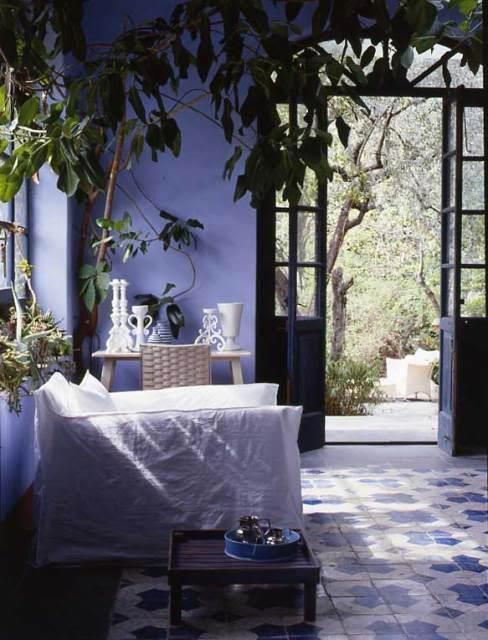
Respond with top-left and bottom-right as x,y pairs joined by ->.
109,454 -> 487,640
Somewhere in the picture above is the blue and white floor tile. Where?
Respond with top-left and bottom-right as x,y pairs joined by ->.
109,449 -> 486,640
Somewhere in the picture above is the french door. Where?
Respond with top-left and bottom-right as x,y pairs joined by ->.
439,89 -> 487,454
256,103 -> 327,452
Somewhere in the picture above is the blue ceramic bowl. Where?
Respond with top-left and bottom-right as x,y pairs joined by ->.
224,528 -> 300,562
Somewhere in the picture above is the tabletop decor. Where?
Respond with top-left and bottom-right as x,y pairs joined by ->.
128,305 -> 153,351
105,279 -> 133,352
217,302 -> 244,351
224,527 -> 300,562
147,319 -> 174,344
194,307 -> 225,351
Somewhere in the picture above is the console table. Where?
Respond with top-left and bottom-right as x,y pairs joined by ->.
168,529 -> 320,625
92,349 -> 251,390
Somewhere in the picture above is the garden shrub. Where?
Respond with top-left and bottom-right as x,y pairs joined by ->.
326,358 -> 384,416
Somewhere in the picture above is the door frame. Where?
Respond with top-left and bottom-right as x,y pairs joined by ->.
255,86 -> 485,453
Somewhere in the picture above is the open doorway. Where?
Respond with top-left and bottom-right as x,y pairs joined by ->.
255,82 -> 486,455
324,96 -> 442,444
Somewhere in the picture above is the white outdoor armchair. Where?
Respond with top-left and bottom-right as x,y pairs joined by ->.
380,355 -> 435,400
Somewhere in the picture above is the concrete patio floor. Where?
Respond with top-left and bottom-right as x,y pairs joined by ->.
326,401 -> 438,443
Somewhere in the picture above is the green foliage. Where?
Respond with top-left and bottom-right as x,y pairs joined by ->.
79,211 -> 204,313
0,304 -> 72,413
0,0 -> 482,210
325,358 -> 384,416
431,360 -> 439,385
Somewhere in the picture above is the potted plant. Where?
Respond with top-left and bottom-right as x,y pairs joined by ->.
0,263 -> 72,413
134,283 -> 184,340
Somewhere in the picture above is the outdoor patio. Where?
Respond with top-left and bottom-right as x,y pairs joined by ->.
327,402 -> 438,444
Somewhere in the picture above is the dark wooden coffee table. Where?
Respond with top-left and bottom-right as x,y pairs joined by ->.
167,528 -> 321,625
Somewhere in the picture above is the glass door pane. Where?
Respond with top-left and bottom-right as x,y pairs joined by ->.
297,211 -> 317,262
297,267 -> 318,317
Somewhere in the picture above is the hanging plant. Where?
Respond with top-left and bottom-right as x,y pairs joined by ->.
0,235 -> 72,413
0,294 -> 72,413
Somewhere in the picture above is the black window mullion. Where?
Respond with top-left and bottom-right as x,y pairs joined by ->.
454,96 -> 463,318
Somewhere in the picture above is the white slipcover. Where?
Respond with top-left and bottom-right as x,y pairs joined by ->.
33,385 -> 303,566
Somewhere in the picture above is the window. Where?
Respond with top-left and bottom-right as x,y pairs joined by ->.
0,157 -> 29,304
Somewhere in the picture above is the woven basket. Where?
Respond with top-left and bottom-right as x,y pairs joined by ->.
141,344 -> 211,390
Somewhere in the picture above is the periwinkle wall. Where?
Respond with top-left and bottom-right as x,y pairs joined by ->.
82,0 -> 257,390
0,167 -> 72,521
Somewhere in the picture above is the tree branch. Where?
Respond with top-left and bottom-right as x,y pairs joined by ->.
96,116 -> 126,266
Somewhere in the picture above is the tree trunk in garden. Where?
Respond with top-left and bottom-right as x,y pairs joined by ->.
330,267 -> 353,361
275,266 -> 289,315
416,248 -> 441,316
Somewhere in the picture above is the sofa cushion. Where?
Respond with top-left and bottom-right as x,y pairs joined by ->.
38,372 -> 117,415
110,383 -> 279,412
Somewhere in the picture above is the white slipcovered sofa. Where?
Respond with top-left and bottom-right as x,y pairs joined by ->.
33,373 -> 303,566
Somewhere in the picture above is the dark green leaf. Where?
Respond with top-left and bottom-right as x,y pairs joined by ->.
0,167 -> 22,202
18,97 -> 40,126
223,146 -> 243,179
128,87 -> 146,122
361,45 -> 376,68
146,123 -> 163,150
240,86 -> 263,128
404,0 -> 437,34
66,84 -> 81,117
285,1 -> 304,22
442,60 -> 452,87
261,34 -> 291,62
105,74 -> 125,129
159,209 -> 177,222
412,35 -> 437,54
79,263 -> 97,279
82,279 -> 96,311
159,283 -> 175,299
233,174 -> 248,201
222,98 -> 234,143
130,132 -> 145,161
166,302 -> 184,338
196,16 -> 214,82
312,1 -> 329,35
162,118 -> 181,156
185,218 -> 204,230
241,2 -> 269,33
57,162 -> 80,197
335,116 -> 351,149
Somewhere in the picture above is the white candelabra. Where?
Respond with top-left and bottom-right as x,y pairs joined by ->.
106,279 -> 134,352
194,308 -> 225,351
128,305 -> 153,351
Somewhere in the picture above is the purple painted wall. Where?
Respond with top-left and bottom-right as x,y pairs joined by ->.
1,0 -> 259,519
1,167 -> 72,521
82,0 -> 257,390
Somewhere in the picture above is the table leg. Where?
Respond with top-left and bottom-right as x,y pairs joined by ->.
100,359 -> 116,390
304,583 -> 317,622
230,358 -> 244,384
169,584 -> 182,625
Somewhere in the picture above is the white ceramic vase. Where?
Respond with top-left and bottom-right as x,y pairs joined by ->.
217,302 -> 244,351
128,305 -> 153,351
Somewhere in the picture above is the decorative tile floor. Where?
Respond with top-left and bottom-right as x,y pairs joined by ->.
108,448 -> 487,640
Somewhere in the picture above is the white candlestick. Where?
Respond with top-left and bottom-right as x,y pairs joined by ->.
106,279 -> 122,352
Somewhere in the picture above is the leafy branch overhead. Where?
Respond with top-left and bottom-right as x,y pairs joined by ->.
0,0 -> 482,209
77,210 -> 204,312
